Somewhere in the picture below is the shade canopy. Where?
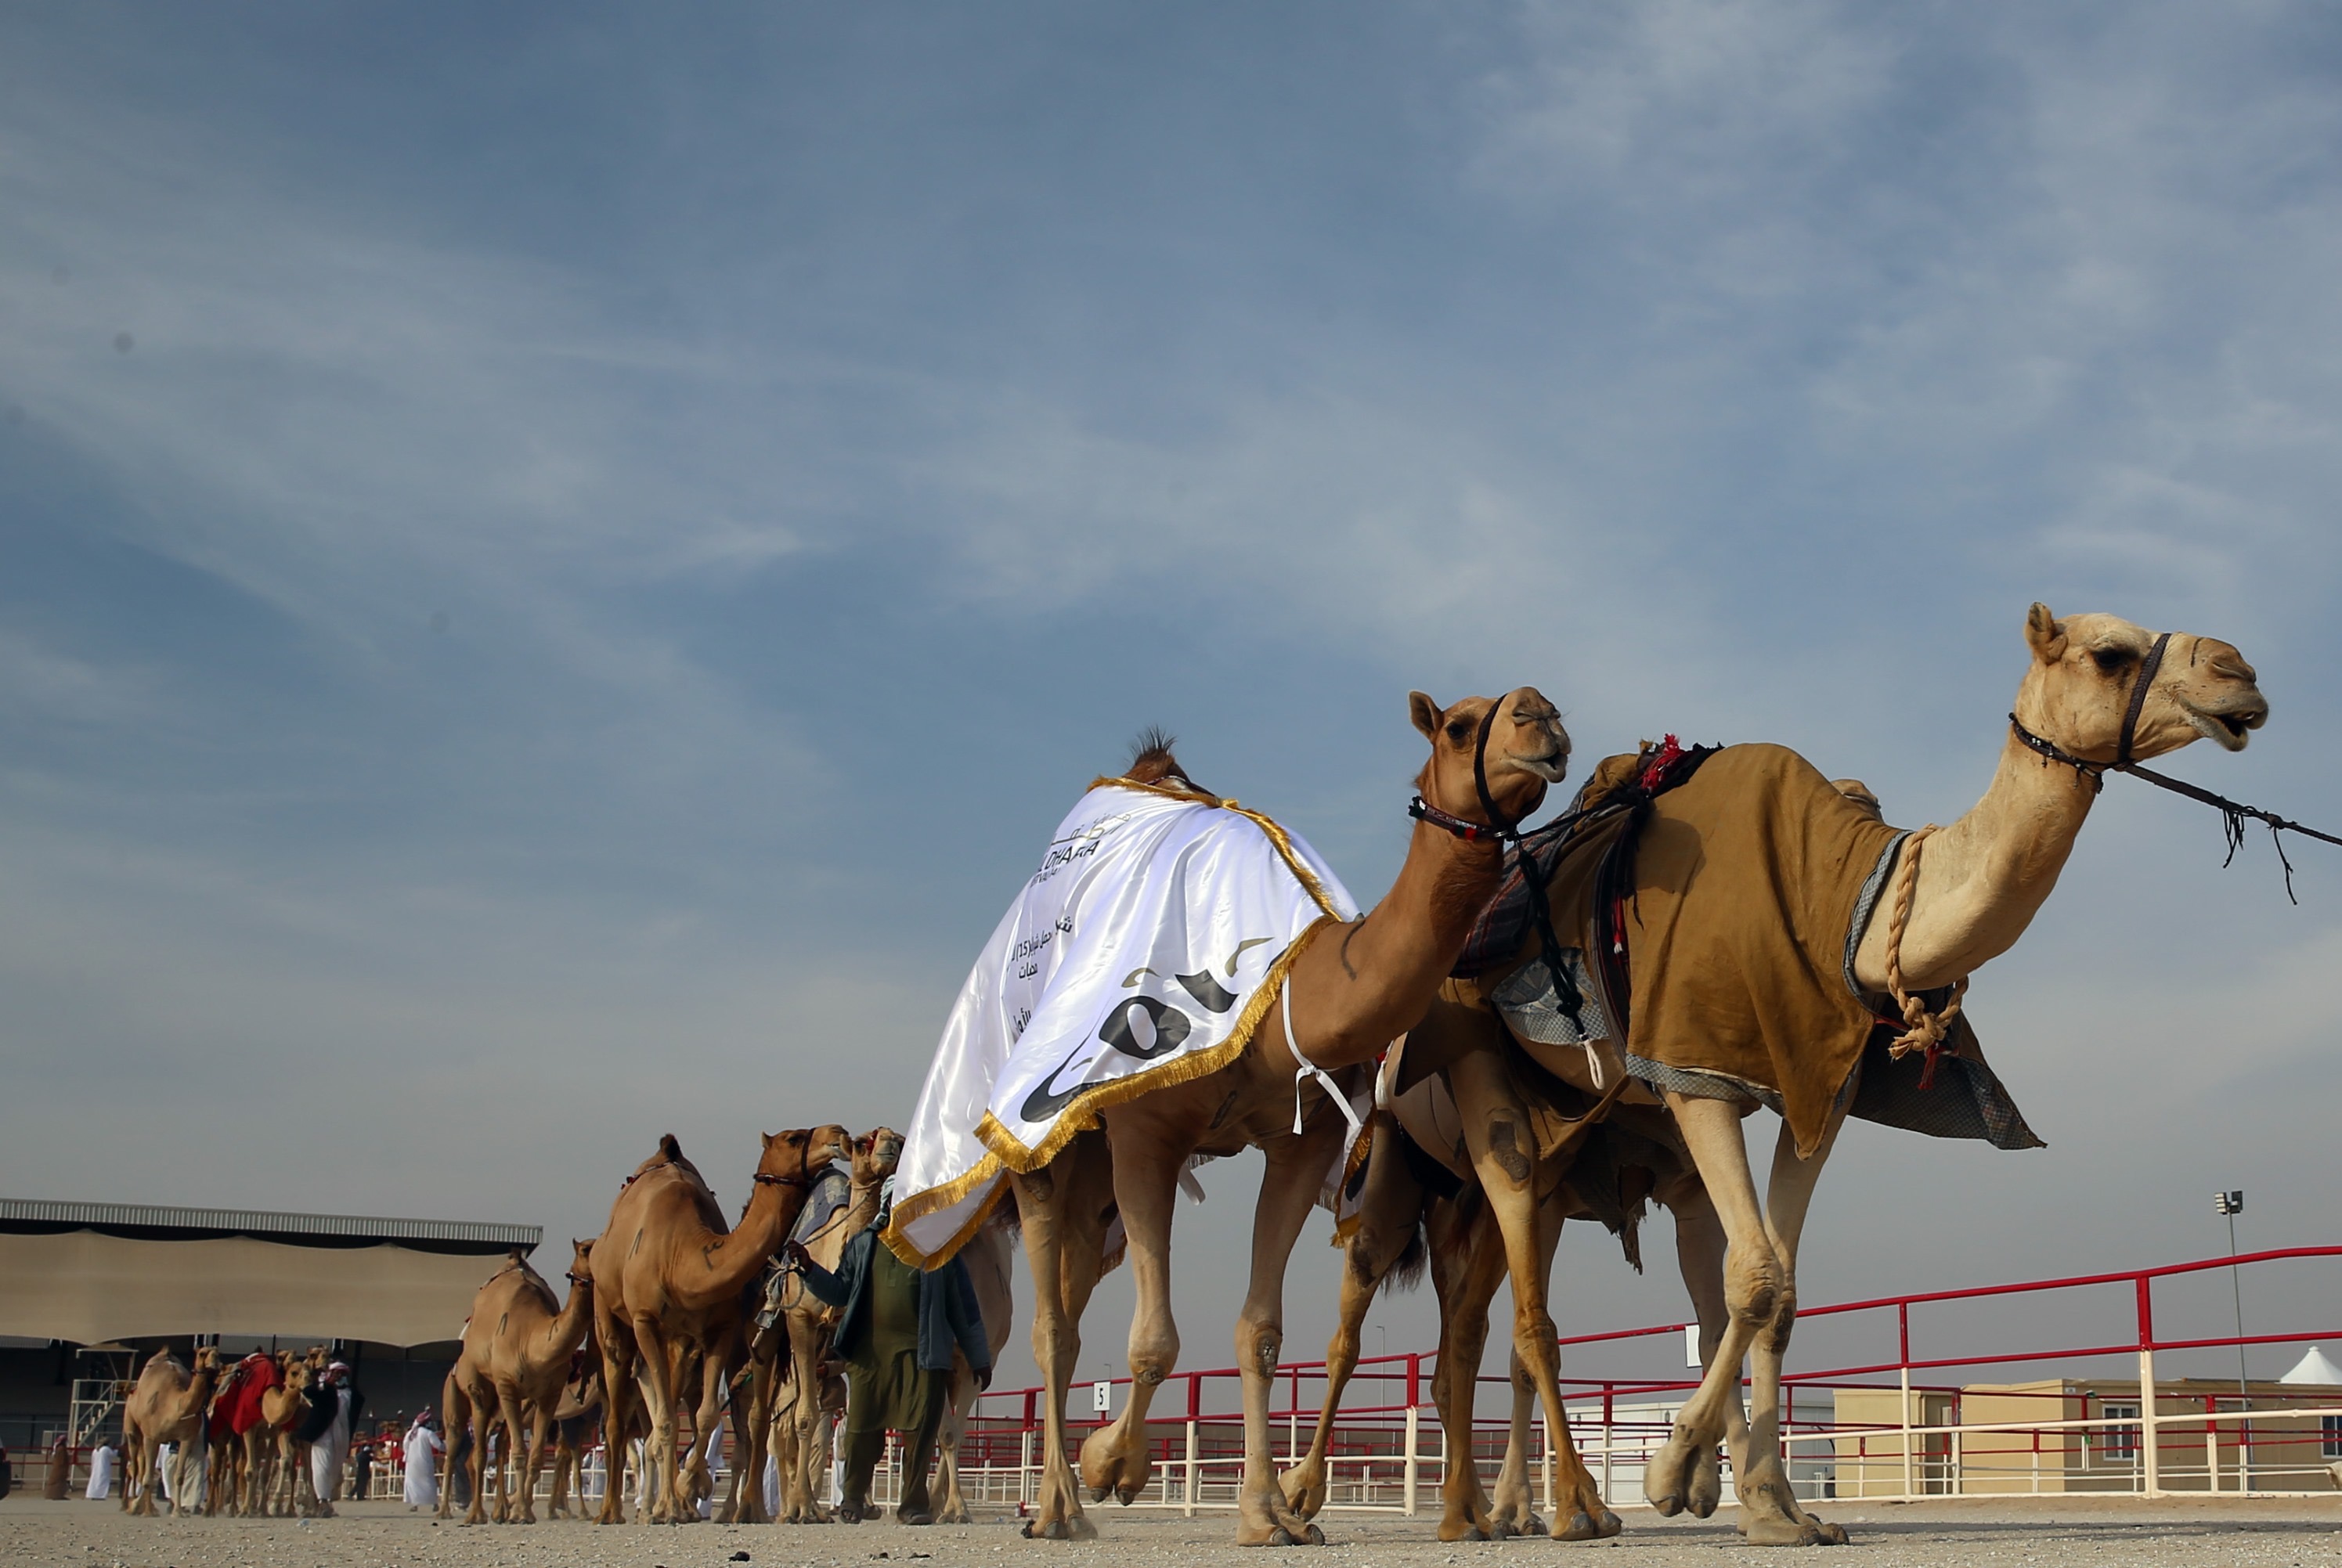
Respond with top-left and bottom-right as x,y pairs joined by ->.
0,1200 -> 540,1347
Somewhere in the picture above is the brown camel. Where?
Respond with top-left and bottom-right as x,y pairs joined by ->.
446,1240 -> 596,1524
1279,1078 -> 1740,1539
257,1352 -> 319,1516
590,1126 -> 847,1523
121,1345 -> 221,1516
767,1127 -> 901,1522
1486,604 -> 2268,1546
998,690 -> 1569,1543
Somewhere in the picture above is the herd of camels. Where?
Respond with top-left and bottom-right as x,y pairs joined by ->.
124,605 -> 2279,1548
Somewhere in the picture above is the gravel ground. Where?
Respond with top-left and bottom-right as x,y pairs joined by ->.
5,1495 -> 2338,1568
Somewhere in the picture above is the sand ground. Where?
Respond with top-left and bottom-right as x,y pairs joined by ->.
4,1494 -> 2338,1568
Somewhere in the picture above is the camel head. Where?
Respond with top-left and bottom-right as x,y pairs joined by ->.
756,1124 -> 851,1188
850,1126 -> 906,1187
2017,604 -> 2268,764
192,1345 -> 220,1373
1408,687 -> 1570,829
567,1238 -> 594,1283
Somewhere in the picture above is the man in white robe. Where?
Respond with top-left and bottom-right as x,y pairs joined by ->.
402,1414 -> 442,1509
83,1438 -> 116,1499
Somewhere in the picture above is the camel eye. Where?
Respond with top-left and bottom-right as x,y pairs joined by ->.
2090,647 -> 2133,676
1445,719 -> 1472,742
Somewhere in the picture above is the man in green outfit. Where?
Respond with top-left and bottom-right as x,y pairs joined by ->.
785,1179 -> 992,1523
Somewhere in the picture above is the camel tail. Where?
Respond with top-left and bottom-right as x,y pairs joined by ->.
1382,1222 -> 1429,1296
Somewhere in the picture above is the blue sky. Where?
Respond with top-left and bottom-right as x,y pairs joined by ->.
5,2 -> 2341,1389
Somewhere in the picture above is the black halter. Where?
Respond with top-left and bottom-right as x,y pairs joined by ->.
1409,697 -> 1523,844
2008,629 -> 2174,787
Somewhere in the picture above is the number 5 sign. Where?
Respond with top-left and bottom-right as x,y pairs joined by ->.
1092,1379 -> 1113,1414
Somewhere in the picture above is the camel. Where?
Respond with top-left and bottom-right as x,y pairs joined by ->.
1286,772 -> 1890,1538
445,1241 -> 596,1524
1004,690 -> 1571,1544
200,1350 -> 289,1516
121,1345 -> 220,1516
1279,1081 -> 1741,1539
764,1127 -> 903,1522
934,1218 -> 1018,1523
590,1126 -> 848,1523
1483,604 -> 2268,1547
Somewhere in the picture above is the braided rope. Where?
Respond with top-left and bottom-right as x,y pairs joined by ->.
1883,825 -> 1969,1080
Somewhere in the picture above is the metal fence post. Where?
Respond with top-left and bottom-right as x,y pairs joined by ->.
1899,1302 -> 1914,1501
2137,1275 -> 2160,1498
1184,1372 -> 1200,1518
1403,1354 -> 1420,1517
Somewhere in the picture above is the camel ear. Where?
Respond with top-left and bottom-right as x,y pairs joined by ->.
2025,603 -> 2066,664
1408,690 -> 1442,741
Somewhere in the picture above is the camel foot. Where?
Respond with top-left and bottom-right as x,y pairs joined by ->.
1021,1513 -> 1097,1541
1555,1509 -> 1623,1542
936,1504 -> 972,1524
1687,1442 -> 1724,1518
1239,1522 -> 1323,1546
1741,1514 -> 1848,1548
1434,1516 -> 1491,1543
1278,1464 -> 1328,1521
1644,1422 -> 1705,1517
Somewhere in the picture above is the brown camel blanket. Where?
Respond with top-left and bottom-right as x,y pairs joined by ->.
1482,742 -> 2040,1159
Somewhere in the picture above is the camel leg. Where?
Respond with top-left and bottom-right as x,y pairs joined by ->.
493,1381 -> 538,1524
594,1323 -> 637,1524
686,1347 -> 731,1523
936,1357 -> 976,1523
1733,1113 -> 1846,1545
1012,1140 -> 1110,1541
1229,1127 -> 1343,1547
1077,1136 -> 1185,1508
785,1318 -> 832,1522
727,1361 -> 767,1525
628,1318 -> 684,1523
1489,1348 -> 1550,1536
1424,1190 -> 1506,1541
1666,1174 -> 1753,1519
1449,1044 -> 1618,1542
1647,1093 -> 1846,1547
1281,1112 -> 1426,1519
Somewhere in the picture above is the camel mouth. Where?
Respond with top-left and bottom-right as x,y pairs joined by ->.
2181,703 -> 2256,752
1517,749 -> 1571,784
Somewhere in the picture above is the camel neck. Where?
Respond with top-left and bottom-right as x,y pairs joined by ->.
1864,726 -> 2099,991
679,1177 -> 807,1307
1282,817 -> 1506,1072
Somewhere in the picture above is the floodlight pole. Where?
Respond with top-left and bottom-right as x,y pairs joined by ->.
2217,1189 -> 2250,1490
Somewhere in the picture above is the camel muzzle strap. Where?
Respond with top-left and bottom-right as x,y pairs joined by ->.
1283,977 -> 1362,1140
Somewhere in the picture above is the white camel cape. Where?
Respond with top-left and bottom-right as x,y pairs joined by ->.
883,780 -> 1358,1266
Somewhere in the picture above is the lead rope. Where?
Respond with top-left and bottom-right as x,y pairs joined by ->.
1284,977 -> 1362,1139
1882,825 -> 1969,1089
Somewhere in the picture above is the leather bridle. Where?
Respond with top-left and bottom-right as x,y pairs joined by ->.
2007,629 -> 2174,789
1409,697 -> 1526,843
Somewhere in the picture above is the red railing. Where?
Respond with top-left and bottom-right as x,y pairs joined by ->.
939,1246 -> 2342,1510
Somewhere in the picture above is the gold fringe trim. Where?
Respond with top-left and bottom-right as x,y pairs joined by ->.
879,1155 -> 1012,1270
973,917 -> 1338,1173
882,780 -> 1345,1267
1088,777 -> 1348,921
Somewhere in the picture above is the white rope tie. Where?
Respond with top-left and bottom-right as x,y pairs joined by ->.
1283,978 -> 1362,1139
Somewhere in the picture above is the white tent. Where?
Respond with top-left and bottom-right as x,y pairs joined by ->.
2278,1345 -> 2342,1385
